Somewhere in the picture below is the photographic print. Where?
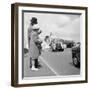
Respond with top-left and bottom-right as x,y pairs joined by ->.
11,3 -> 88,87
23,11 -> 80,77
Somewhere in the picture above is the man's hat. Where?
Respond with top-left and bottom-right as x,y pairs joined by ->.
30,17 -> 37,22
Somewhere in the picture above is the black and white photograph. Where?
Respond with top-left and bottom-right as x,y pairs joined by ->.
23,11 -> 81,77
11,3 -> 87,87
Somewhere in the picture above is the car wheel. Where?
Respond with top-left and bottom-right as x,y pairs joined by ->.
61,49 -> 64,51
58,48 -> 64,52
73,56 -> 80,67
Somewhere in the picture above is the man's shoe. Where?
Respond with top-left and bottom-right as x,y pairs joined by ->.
31,67 -> 39,71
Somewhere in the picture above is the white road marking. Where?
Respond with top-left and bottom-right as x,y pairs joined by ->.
39,56 -> 59,76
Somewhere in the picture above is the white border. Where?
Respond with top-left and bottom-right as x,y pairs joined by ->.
18,6 -> 86,84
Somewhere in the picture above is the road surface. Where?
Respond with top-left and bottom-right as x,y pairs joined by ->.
24,48 -> 80,77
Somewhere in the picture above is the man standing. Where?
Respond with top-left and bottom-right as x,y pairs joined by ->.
28,17 -> 38,70
28,17 -> 42,71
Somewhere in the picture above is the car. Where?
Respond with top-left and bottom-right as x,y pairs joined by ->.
50,39 -> 64,52
72,43 -> 80,68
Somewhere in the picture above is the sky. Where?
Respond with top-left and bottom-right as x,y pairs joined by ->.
24,12 -> 81,48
